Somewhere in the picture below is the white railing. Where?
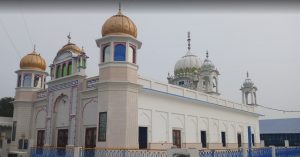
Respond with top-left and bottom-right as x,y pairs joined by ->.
138,76 -> 256,113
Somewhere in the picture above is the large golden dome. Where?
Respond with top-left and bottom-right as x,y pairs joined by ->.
20,51 -> 46,71
101,10 -> 137,38
58,42 -> 82,54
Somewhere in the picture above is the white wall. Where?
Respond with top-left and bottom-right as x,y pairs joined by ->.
138,89 -> 260,146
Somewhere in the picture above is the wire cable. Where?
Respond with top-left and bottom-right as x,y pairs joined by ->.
0,18 -> 21,58
257,104 -> 300,113
19,4 -> 34,48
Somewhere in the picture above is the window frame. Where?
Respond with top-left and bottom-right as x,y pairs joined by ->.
113,43 -> 126,61
129,44 -> 136,64
101,43 -> 111,63
98,112 -> 107,142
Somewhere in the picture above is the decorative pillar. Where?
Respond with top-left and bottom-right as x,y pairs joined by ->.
68,87 -> 78,146
45,93 -> 53,146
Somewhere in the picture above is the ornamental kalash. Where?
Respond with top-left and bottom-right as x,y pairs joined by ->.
9,6 -> 260,155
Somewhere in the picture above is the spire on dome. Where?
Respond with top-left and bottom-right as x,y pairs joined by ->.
118,1 -> 122,15
67,32 -> 71,43
187,31 -> 191,51
206,50 -> 209,59
247,71 -> 249,78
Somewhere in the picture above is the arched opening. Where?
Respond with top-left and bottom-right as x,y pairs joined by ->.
34,74 -> 42,88
202,76 -> 210,90
50,67 -> 54,79
114,44 -> 126,61
245,92 -> 250,105
128,46 -> 136,63
254,92 -> 257,104
52,95 -> 69,148
102,45 -> 111,62
62,64 -> 67,77
43,78 -> 46,89
17,75 -> 21,87
67,62 -> 72,75
23,74 -> 32,87
212,77 -> 218,93
56,65 -> 61,78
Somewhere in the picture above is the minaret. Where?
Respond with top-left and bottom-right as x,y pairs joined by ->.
13,46 -> 48,150
95,5 -> 142,148
199,50 -> 220,95
15,45 -> 48,100
240,72 -> 258,105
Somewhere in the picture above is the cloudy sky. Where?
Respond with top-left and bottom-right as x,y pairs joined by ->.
0,1 -> 299,119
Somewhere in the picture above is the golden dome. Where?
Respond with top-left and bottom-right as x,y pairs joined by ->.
101,10 -> 137,38
20,51 -> 46,71
58,42 -> 82,54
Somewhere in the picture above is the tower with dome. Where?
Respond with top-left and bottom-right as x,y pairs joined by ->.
168,32 -> 220,95
8,6 -> 262,156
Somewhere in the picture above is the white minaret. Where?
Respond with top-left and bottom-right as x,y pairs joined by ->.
95,6 -> 142,148
240,72 -> 258,105
13,46 -> 48,151
199,51 -> 220,95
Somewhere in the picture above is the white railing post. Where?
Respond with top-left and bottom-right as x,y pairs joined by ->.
243,147 -> 248,157
271,146 -> 276,157
74,147 -> 82,157
284,140 -> 289,147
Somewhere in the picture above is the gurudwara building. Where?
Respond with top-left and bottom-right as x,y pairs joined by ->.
9,8 -> 261,154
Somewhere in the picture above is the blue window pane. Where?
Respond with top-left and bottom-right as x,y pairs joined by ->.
114,44 -> 126,61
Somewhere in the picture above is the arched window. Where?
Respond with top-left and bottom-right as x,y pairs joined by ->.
50,67 -> 54,79
34,75 -> 41,87
43,78 -> 46,89
114,44 -> 126,61
67,62 -> 72,75
17,75 -> 21,87
23,74 -> 32,87
62,64 -> 67,77
56,65 -> 61,78
128,46 -> 136,63
102,45 -> 111,62
83,59 -> 86,68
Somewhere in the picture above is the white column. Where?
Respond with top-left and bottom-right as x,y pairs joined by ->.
251,91 -> 254,105
45,93 -> 53,146
31,73 -> 35,87
68,87 -> 78,146
242,91 -> 245,104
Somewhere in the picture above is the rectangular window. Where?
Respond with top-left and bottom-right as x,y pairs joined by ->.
221,132 -> 226,147
252,134 -> 255,146
17,75 -> 21,87
12,121 -> 16,141
201,131 -> 207,148
98,112 -> 107,142
18,139 -> 28,149
172,129 -> 181,148
237,133 -> 242,147
179,81 -> 184,86
37,130 -> 45,147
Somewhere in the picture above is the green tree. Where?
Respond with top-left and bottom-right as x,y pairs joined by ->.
0,97 -> 14,117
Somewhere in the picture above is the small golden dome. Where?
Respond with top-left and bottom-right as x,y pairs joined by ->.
58,42 -> 82,54
101,10 -> 137,38
20,51 -> 46,71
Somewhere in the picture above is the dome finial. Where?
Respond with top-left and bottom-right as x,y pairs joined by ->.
118,1 -> 122,15
67,32 -> 71,43
206,50 -> 209,59
187,31 -> 191,51
81,46 -> 85,53
247,71 -> 249,78
33,44 -> 36,51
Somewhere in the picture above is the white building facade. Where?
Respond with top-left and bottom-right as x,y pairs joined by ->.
8,8 -> 261,154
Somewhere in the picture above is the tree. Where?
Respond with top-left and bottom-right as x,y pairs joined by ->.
0,97 -> 14,117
